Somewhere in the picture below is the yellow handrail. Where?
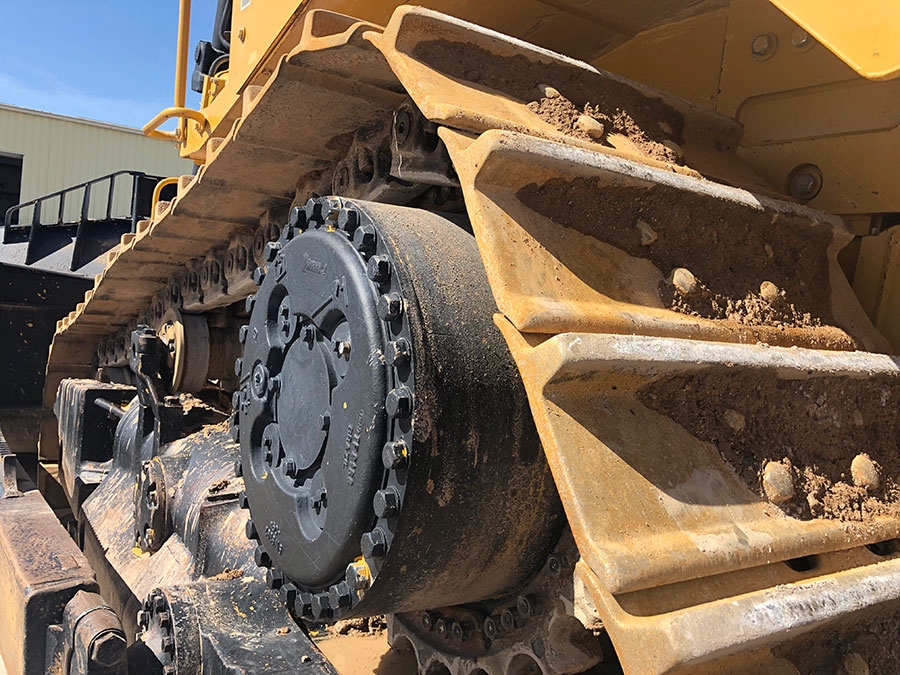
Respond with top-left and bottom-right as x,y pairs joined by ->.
151,177 -> 180,213
143,0 -> 206,141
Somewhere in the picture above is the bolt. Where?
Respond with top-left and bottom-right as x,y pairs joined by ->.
288,205 -> 307,230
361,528 -> 387,558
422,611 -> 436,630
386,387 -> 412,419
245,294 -> 256,313
266,567 -> 285,589
253,266 -> 266,285
788,164 -> 823,201
333,340 -> 352,357
385,339 -> 411,367
762,460 -> 795,504
164,666 -> 176,675
312,489 -> 327,514
353,225 -> 377,252
435,618 -> 449,641
278,297 -> 298,342
346,561 -> 371,590
264,241 -> 282,262
791,28 -> 810,48
239,491 -> 250,509
157,611 -> 171,629
319,411 -> 331,430
254,546 -> 272,568
161,636 -> 175,654
283,458 -> 298,478
517,594 -> 540,617
373,487 -> 401,518
296,592 -> 313,617
366,255 -> 391,283
484,616 -> 498,639
751,33 -> 777,58
301,324 -> 316,345
378,293 -> 403,321
337,209 -> 359,232
137,610 -> 150,628
329,582 -> 353,609
547,554 -> 564,577
245,519 -> 259,540
382,440 -> 409,470
281,583 -> 298,607
311,593 -> 333,620
239,325 -> 249,344
394,108 -> 413,146
251,363 -> 269,398
451,622 -> 464,642
234,357 -> 244,377
89,631 -> 127,668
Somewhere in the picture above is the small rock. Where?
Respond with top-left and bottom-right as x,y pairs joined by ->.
668,267 -> 698,295
276,626 -> 291,635
537,84 -> 560,99
724,409 -> 746,433
658,121 -> 673,135
764,243 -> 774,259
636,219 -> 658,246
661,139 -> 684,161
843,652 -> 870,675
762,461 -> 794,504
759,281 -> 781,303
850,454 -> 880,490
852,409 -> 864,427
575,115 -> 606,141
301,655 -> 311,664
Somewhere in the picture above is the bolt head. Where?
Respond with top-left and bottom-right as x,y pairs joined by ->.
253,266 -> 266,285
319,411 -> 331,431
89,631 -> 127,668
234,357 -> 244,377
435,618 -> 449,640
251,363 -> 269,398
451,622 -> 464,642
385,339 -> 411,367
264,241 -> 282,262
382,440 -> 409,470
245,294 -> 257,313
386,387 -> 412,419
329,582 -> 353,609
239,491 -> 250,509
311,593 -> 333,620
281,582 -> 298,606
239,325 -> 249,344
361,528 -> 387,559
337,209 -> 359,232
366,255 -> 391,283
245,519 -> 259,541
373,487 -> 401,518
296,592 -> 314,617
751,33 -> 777,58
254,546 -> 272,568
484,616 -> 498,638
266,567 -> 285,589
378,293 -> 403,321
788,164 -> 823,201
283,458 -> 298,478
288,206 -> 307,230
346,562 -> 371,591
500,609 -> 514,630
353,225 -> 376,252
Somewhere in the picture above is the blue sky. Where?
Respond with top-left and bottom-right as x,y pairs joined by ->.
0,2 -> 216,129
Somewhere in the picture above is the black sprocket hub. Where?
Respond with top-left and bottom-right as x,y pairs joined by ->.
235,197 -> 563,622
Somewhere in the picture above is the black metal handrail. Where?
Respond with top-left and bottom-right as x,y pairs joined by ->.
2,170 -> 162,242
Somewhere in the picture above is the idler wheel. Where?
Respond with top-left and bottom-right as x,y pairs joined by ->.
235,198 -> 563,620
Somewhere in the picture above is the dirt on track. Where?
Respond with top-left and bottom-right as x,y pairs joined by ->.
312,616 -> 418,675
639,370 -> 900,521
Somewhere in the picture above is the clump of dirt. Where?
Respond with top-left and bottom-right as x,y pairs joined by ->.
410,39 -> 689,160
333,615 -> 388,636
638,370 -> 900,521
526,95 -> 679,162
517,178 -> 842,332
209,568 -> 244,581
661,277 -> 821,328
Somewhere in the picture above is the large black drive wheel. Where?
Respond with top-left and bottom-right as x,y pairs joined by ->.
235,197 -> 564,621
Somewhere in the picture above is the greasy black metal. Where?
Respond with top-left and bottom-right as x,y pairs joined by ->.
133,458 -> 171,553
46,590 -> 127,675
0,431 -> 99,675
0,263 -> 93,409
237,197 -> 564,622
129,326 -> 183,452
55,380 -> 136,516
390,99 -> 460,189
1,171 -> 162,273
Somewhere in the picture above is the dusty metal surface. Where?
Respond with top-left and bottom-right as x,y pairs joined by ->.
0,435 -> 97,675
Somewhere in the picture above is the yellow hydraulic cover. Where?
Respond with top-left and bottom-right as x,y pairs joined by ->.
771,0 -> 900,80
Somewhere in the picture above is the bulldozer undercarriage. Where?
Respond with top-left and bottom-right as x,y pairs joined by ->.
7,5 -> 900,675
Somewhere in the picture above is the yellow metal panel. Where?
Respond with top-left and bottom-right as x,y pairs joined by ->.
771,0 -> 900,80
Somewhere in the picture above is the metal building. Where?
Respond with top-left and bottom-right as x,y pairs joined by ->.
0,103 -> 192,221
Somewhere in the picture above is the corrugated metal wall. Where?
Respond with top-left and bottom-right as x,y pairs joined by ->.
0,104 -> 192,222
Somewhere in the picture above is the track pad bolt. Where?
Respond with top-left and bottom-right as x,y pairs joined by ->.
311,593 -> 333,620
382,440 -> 409,470
245,519 -> 259,540
301,324 -> 316,345
366,255 -> 391,283
378,293 -> 403,321
266,568 -> 285,589
253,266 -> 266,285
319,411 -> 331,430
346,561 -> 371,590
254,546 -> 272,568
283,458 -> 298,478
483,616 -> 498,639
762,460 -> 795,504
329,582 -> 353,609
337,209 -> 359,233
373,487 -> 401,518
361,528 -> 387,559
386,387 -> 412,418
